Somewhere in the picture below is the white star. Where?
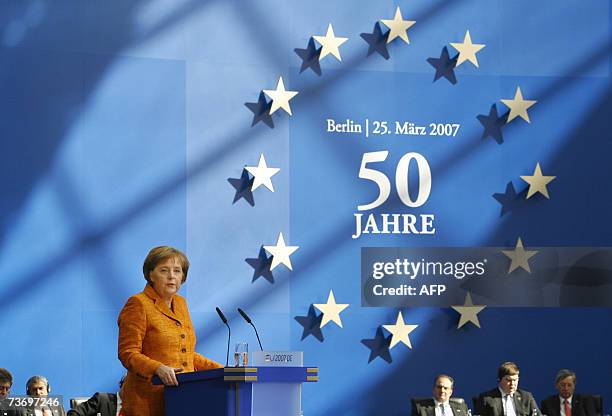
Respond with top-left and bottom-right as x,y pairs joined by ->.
245,154 -> 280,192
380,6 -> 416,44
263,232 -> 299,271
263,77 -> 299,116
500,86 -> 537,123
313,290 -> 349,328
382,311 -> 418,349
501,237 -> 539,274
313,23 -> 348,61
451,293 -> 486,329
449,30 -> 486,67
520,163 -> 556,199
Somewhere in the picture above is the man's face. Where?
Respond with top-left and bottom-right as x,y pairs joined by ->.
499,374 -> 519,395
433,377 -> 453,402
28,382 -> 48,397
556,376 -> 575,399
0,382 -> 10,399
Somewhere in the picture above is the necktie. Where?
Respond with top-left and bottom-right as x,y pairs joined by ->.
440,403 -> 447,416
564,399 -> 571,416
505,395 -> 516,416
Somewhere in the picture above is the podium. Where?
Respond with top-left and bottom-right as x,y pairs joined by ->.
156,365 -> 318,416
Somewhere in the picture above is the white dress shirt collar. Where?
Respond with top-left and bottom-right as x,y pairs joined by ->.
499,387 -> 513,398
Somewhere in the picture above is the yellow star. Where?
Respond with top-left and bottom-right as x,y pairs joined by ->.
501,237 -> 538,274
500,86 -> 537,123
263,77 -> 298,116
313,23 -> 348,61
451,293 -> 486,329
382,311 -> 418,349
449,30 -> 485,67
380,6 -> 416,44
313,290 -> 349,328
520,162 -> 556,199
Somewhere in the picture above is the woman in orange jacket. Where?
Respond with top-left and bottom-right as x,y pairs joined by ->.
118,246 -> 222,416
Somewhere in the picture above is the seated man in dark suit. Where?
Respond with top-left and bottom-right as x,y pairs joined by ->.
540,370 -> 598,416
0,368 -> 12,400
25,375 -> 66,416
0,368 -> 25,416
67,377 -> 124,416
412,374 -> 469,416
475,362 -> 540,416
67,392 -> 118,416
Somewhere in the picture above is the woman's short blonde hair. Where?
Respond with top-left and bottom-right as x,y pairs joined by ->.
142,246 -> 190,284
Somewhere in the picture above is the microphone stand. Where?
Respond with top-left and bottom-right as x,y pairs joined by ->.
216,307 -> 231,367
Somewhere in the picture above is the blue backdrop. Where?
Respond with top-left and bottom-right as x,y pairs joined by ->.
0,1 -> 610,415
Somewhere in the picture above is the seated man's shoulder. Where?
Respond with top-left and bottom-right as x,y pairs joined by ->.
575,394 -> 595,401
412,398 -> 435,407
91,392 -> 116,402
450,398 -> 469,411
479,388 -> 500,398
575,394 -> 600,409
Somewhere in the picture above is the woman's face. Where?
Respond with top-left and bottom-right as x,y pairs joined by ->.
149,257 -> 184,300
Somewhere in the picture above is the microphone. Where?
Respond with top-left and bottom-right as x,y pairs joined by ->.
215,307 -> 230,367
237,307 -> 263,351
216,307 -> 228,324
237,307 -> 251,324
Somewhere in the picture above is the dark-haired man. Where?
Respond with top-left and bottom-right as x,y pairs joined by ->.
0,368 -> 12,399
475,362 -> 540,416
412,375 -> 469,416
0,368 -> 25,416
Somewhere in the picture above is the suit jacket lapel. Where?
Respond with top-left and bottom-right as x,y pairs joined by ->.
514,391 -> 524,415
423,399 -> 435,416
493,390 -> 504,416
143,284 -> 183,324
572,396 -> 582,416
109,393 -> 118,416
554,398 -> 562,416
154,298 -> 178,321
104,393 -> 117,416
451,402 -> 465,416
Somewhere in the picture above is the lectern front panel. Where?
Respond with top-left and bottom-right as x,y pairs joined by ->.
252,382 -> 300,416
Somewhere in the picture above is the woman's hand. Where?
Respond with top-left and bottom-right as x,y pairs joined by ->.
155,364 -> 183,386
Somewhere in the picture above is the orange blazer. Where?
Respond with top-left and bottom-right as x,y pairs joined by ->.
118,284 -> 222,416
